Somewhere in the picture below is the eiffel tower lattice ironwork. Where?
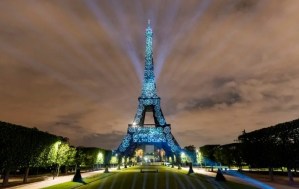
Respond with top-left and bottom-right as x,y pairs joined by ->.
116,21 -> 182,159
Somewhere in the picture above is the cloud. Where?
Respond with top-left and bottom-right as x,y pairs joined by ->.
1,0 -> 299,149
234,0 -> 259,12
75,131 -> 126,149
178,90 -> 241,111
175,78 -> 240,111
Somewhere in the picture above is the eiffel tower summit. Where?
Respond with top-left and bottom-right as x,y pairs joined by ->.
116,20 -> 182,165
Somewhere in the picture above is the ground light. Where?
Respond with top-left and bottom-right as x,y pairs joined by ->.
54,141 -> 61,151
97,152 -> 103,168
196,150 -> 203,167
224,170 -> 274,189
181,152 -> 187,163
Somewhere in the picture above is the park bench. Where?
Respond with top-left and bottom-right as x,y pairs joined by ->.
140,168 -> 158,173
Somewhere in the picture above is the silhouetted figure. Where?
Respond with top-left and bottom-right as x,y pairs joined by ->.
215,168 -> 226,182
72,168 -> 86,184
187,162 -> 194,175
104,165 -> 109,173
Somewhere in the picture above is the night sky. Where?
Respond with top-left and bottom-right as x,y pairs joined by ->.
1,0 -> 299,149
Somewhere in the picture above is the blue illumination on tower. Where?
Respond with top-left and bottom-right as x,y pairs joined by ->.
116,21 -> 181,157
132,20 -> 167,126
141,20 -> 158,99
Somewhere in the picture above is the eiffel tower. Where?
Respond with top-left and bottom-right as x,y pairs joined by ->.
116,20 -> 181,165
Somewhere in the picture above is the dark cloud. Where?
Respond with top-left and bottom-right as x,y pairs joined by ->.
175,129 -> 238,147
185,91 -> 241,110
77,131 -> 126,149
234,0 -> 259,12
212,77 -> 235,88
177,79 -> 241,111
44,120 -> 86,141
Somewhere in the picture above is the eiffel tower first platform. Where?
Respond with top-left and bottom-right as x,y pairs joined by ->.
115,21 -> 182,165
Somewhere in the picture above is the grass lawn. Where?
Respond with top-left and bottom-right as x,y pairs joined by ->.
42,172 -> 115,189
44,165 -> 259,189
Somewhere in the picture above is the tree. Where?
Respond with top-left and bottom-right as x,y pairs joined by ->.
110,156 -> 118,165
22,128 -> 59,183
0,121 -> 61,185
196,149 -> 204,166
64,146 -> 76,173
76,147 -> 105,170
214,143 -> 243,169
96,151 -> 104,169
104,150 -> 112,173
238,118 -> 299,182
0,122 -> 27,185
184,145 -> 197,164
199,145 -> 220,170
55,142 -> 71,177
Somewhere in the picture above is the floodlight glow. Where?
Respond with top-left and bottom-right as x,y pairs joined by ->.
98,152 -> 103,158
110,156 -> 118,164
54,141 -> 62,151
225,170 -> 274,189
97,152 -> 104,164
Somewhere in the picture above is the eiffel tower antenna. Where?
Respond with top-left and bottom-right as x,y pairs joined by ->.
140,18 -> 158,100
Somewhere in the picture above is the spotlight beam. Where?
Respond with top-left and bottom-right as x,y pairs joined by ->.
166,0 -> 269,102
31,3 -> 120,88
85,0 -> 143,82
59,1 -> 135,90
4,2 -> 119,90
155,0 -> 212,80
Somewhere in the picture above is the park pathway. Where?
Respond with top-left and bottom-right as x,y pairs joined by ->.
10,168 -> 117,189
185,167 -> 299,189
8,166 -> 298,189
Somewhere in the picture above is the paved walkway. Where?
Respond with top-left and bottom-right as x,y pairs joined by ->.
185,167 -> 299,189
7,166 -> 299,189
10,168 -> 117,189
245,172 -> 299,189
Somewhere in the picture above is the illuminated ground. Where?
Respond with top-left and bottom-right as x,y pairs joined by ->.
44,165 -> 258,189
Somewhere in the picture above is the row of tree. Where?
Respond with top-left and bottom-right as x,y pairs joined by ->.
0,121 -> 107,186
238,118 -> 299,182
199,118 -> 299,182
199,143 -> 242,169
